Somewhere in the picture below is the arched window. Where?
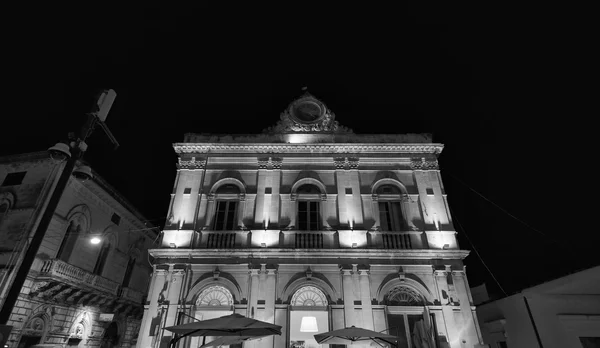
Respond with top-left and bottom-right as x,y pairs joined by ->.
213,184 -> 240,230
296,184 -> 321,231
57,222 -> 80,263
93,239 -> 111,275
376,184 -> 406,231
121,256 -> 136,288
0,201 -> 8,224
0,193 -> 14,225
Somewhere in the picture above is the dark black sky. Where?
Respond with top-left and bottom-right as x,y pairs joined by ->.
4,4 -> 594,298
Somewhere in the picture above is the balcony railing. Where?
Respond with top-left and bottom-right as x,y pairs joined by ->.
187,230 -> 428,249
39,259 -> 120,295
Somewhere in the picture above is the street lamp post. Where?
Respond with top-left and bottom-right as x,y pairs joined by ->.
0,90 -> 120,329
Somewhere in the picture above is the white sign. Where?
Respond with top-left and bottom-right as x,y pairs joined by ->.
99,313 -> 114,322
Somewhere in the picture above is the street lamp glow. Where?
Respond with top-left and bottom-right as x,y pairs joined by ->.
90,237 -> 102,245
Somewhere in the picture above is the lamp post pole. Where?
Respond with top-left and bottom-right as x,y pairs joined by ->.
0,90 -> 119,326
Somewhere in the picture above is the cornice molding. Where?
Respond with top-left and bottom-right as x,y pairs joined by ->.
149,248 -> 469,260
173,143 -> 444,155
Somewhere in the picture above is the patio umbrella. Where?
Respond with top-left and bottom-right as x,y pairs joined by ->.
164,313 -> 281,347
198,335 -> 267,347
314,326 -> 399,347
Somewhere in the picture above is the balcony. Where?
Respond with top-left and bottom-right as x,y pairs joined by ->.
188,230 -> 427,249
39,258 -> 120,296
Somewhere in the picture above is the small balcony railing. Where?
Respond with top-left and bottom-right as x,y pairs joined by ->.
368,231 -> 423,249
39,259 -> 120,295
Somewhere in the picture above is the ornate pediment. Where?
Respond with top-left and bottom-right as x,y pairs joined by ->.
263,93 -> 353,135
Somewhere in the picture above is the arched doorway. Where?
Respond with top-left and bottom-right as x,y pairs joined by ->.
289,286 -> 329,348
100,322 -> 119,348
191,285 -> 238,348
385,285 -> 435,348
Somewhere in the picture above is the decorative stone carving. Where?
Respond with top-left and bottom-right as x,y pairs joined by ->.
290,286 -> 328,306
410,157 -> 439,170
257,156 -> 283,170
262,94 -> 353,134
29,281 -> 51,296
334,157 -> 359,170
386,285 -> 425,306
196,285 -> 234,306
177,156 -> 206,170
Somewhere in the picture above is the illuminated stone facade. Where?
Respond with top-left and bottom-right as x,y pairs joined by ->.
0,152 -> 156,348
138,94 -> 483,348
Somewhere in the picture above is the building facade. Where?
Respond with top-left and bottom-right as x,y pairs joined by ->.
138,94 -> 484,348
0,152 -> 157,348
475,266 -> 600,348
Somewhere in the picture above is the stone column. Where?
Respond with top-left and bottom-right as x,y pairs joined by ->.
204,194 -> 216,229
341,266 -> 355,327
434,266 -> 458,345
137,266 -> 168,348
451,267 -> 482,346
160,266 -> 186,347
254,158 -> 268,226
358,268 -> 374,330
260,265 -> 277,348
371,195 -> 381,229
334,165 -> 348,227
247,266 -> 261,348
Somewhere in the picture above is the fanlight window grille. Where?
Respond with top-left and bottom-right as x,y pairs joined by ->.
196,285 -> 234,306
291,286 -> 327,306
386,286 -> 425,306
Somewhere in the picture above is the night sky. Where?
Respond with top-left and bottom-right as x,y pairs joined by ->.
4,4 -> 593,299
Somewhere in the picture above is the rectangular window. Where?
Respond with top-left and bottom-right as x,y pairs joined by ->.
265,187 -> 272,194
183,187 -> 192,194
214,201 -> 237,230
298,201 -> 320,231
345,187 -> 352,195
2,171 -> 26,186
426,188 -> 434,195
111,213 -> 121,226
379,201 -> 405,231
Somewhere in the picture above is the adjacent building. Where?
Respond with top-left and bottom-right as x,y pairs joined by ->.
138,93 -> 484,348
475,266 -> 600,348
0,151 -> 157,348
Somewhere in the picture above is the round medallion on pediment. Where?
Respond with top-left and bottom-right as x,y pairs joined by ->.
291,99 -> 324,124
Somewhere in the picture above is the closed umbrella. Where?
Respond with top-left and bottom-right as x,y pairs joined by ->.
314,326 -> 398,347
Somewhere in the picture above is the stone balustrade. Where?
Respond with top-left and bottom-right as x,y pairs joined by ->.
39,259 -> 120,295
190,230 -> 425,249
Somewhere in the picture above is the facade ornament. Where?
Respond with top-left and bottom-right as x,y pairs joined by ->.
213,267 -> 220,280
177,156 -> 206,170
410,157 -> 439,170
262,93 -> 354,134
305,267 -> 312,280
29,281 -> 51,296
334,157 -> 359,170
258,156 -> 283,170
